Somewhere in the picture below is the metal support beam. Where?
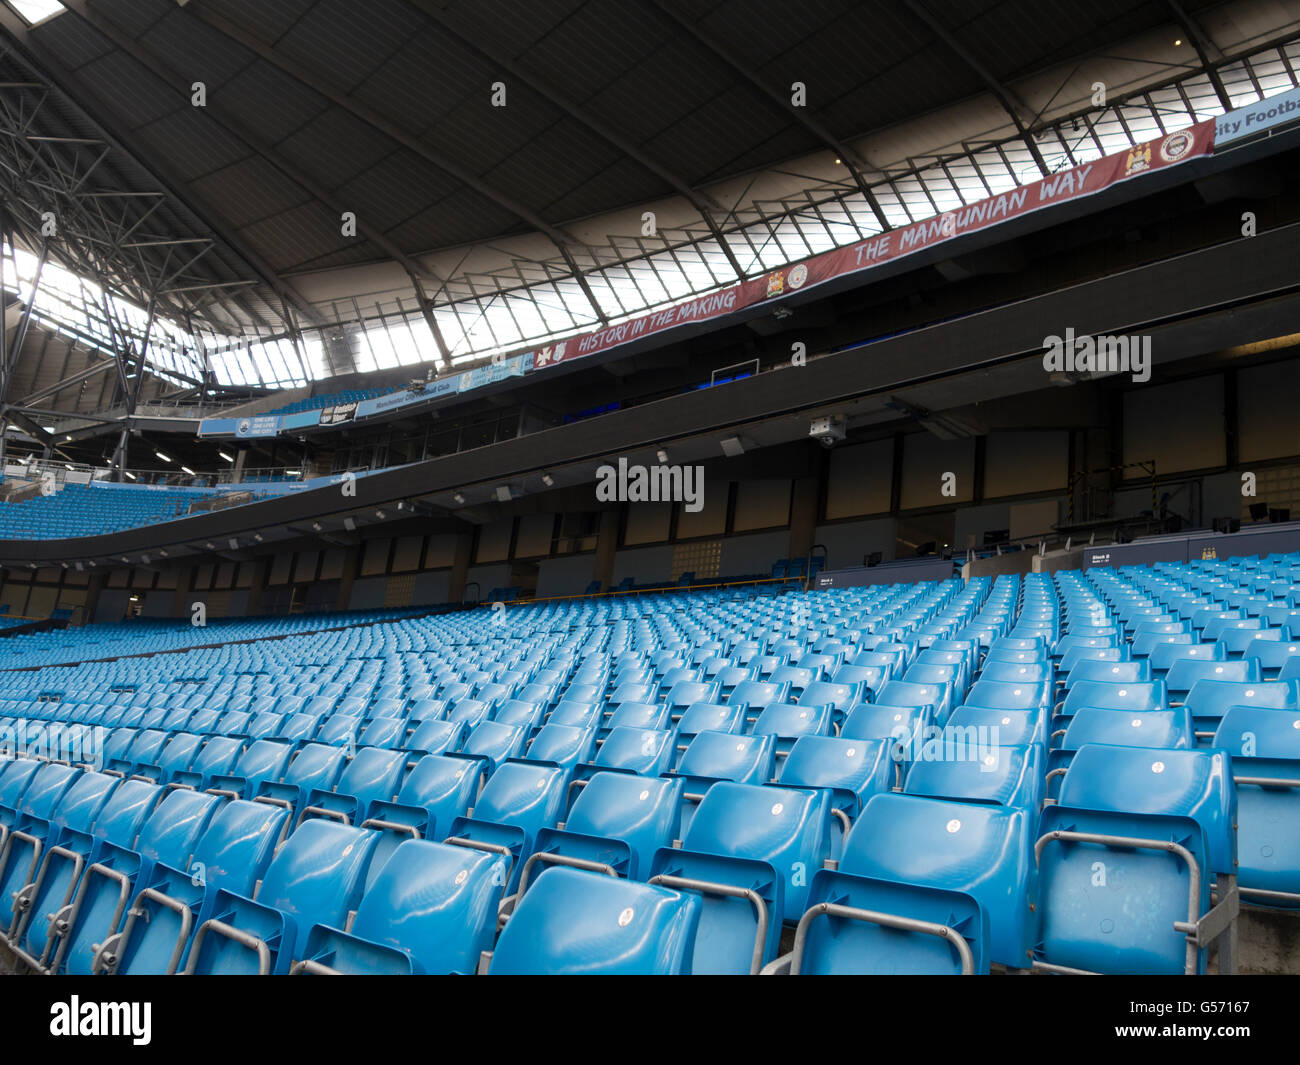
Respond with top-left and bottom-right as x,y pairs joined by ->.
62,1 -> 455,350
15,357 -> 115,406
181,1 -> 614,326
901,0 -> 1051,177
0,222 -> 7,472
128,295 -> 158,412
0,4 -> 322,329
181,3 -> 577,249
398,0 -> 749,276
3,405 -> 55,446
1165,0 -> 1235,112
557,246 -> 610,326
412,285 -> 456,367
4,239 -> 47,405
645,0 -> 894,232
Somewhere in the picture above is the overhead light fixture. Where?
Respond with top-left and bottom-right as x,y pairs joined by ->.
218,451 -> 234,463
541,473 -> 554,487
253,533 -> 263,543
343,517 -> 356,531
312,522 -> 322,532
1174,37 -> 1182,45
64,463 -> 73,470
452,492 -> 465,505
375,509 -> 387,519
64,435 -> 72,442
155,451 -> 172,463
181,466 -> 195,475
129,595 -> 139,603
228,538 -> 238,550
495,486 -> 512,503
656,449 -> 669,464
720,436 -> 745,457
205,542 -> 215,550
124,471 -> 137,480
159,550 -> 167,558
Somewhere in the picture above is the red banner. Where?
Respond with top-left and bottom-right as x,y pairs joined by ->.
529,121 -> 1214,370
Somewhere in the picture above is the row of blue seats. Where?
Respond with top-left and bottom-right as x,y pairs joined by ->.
0,735 -> 1256,974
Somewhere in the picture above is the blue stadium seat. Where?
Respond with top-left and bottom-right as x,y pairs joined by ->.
776,735 -> 893,856
57,787 -> 223,975
905,739 -> 1042,810
255,743 -> 347,820
406,718 -> 463,756
0,762 -> 82,925
207,739 -> 294,800
648,782 -> 832,974
671,730 -> 777,833
94,799 -> 289,974
294,840 -> 506,974
1182,679 -> 1299,745
300,747 -> 408,827
523,724 -> 598,773
517,771 -> 683,895
186,820 -> 380,974
750,701 -> 833,760
6,777 -> 161,968
786,791 -> 1032,970
1034,744 -> 1237,974
489,866 -> 701,975
1213,705 -> 1300,908
444,761 -> 568,893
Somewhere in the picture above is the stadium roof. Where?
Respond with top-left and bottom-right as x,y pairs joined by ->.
0,0 -> 1296,397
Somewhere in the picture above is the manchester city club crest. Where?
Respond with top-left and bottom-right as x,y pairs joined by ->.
1124,143 -> 1152,174
1158,129 -> 1194,162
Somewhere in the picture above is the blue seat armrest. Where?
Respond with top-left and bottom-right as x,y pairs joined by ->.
208,773 -> 251,800
360,799 -> 429,839
647,847 -> 783,974
298,789 -> 359,827
293,923 -> 415,975
790,868 -> 988,975
522,828 -> 634,894
185,888 -> 290,975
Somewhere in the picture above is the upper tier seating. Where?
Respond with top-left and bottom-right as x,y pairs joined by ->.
0,481 -> 271,540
